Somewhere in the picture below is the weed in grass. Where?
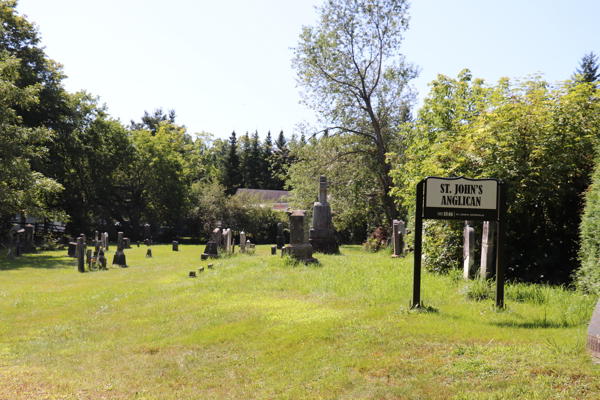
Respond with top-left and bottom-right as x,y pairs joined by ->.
460,278 -> 492,301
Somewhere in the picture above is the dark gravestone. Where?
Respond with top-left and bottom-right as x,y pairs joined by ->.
68,242 -> 77,258
76,237 -> 85,273
271,245 -> 277,255
112,244 -> 127,267
172,241 -> 179,251
276,222 -> 285,249
587,300 -> 600,359
391,220 -> 405,258
124,237 -> 131,249
86,249 -> 92,269
202,229 -> 220,259
97,249 -> 107,270
146,248 -> 153,258
308,176 -> 339,254
117,232 -> 124,250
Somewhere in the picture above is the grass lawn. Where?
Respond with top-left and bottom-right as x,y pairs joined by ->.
0,244 -> 598,399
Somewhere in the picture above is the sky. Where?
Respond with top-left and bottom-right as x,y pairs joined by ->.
16,0 -> 600,142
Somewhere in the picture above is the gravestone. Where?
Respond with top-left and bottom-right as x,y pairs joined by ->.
225,228 -> 232,253
7,230 -> 14,259
124,237 -> 131,249
480,221 -> 497,279
463,221 -> 475,279
86,249 -> 92,269
215,225 -> 223,250
172,241 -> 179,251
76,237 -> 85,273
97,248 -> 107,270
117,232 -> 124,250
587,300 -> 600,359
68,241 -> 77,258
201,229 -> 220,259
95,239 -> 101,254
283,210 -> 317,263
391,219 -> 405,258
146,248 -> 152,258
21,224 -> 36,254
276,222 -> 285,249
94,231 -> 99,243
103,232 -> 109,251
308,176 -> 339,254
240,231 -> 246,253
112,243 -> 127,267
271,246 -> 276,255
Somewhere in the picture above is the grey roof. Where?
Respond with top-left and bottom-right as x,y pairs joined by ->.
234,189 -> 290,203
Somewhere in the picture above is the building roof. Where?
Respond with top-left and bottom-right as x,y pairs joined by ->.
235,189 -> 290,203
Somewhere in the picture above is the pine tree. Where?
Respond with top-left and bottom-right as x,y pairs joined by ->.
262,131 -> 274,189
223,131 -> 241,195
574,52 -> 600,83
248,130 -> 262,188
271,130 -> 289,190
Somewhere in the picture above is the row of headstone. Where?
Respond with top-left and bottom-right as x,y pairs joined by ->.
463,221 -> 497,280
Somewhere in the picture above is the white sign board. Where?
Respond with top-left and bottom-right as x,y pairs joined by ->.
424,177 -> 499,220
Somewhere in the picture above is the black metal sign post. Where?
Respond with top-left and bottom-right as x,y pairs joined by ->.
412,177 -> 507,309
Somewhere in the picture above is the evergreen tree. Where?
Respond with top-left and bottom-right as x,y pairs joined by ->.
238,132 -> 251,188
248,130 -> 262,188
270,130 -> 289,190
574,51 -> 600,83
262,131 -> 274,189
223,131 -> 241,195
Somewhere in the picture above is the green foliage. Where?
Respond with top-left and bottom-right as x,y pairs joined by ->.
576,144 -> 600,296
391,71 -> 600,283
291,0 -> 419,225
459,278 -> 492,301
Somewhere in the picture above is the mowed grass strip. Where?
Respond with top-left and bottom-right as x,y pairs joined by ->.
0,244 -> 598,399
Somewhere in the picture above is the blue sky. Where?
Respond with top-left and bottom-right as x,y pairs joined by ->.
17,0 -> 600,141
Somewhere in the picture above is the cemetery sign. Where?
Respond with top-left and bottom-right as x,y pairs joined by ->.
413,176 -> 507,309
424,177 -> 499,221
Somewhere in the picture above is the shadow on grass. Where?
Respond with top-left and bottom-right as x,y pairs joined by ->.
0,250 -> 75,271
490,319 -> 576,329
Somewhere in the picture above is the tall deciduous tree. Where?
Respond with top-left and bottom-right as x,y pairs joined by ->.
291,0 -> 419,224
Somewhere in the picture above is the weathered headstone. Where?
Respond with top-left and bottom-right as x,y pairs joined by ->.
240,231 -> 246,253
146,248 -> 153,258
215,226 -> 223,250
271,245 -> 277,255
68,241 -> 77,258
124,237 -> 131,249
391,219 -> 405,258
246,239 -> 252,254
463,221 -> 475,279
117,232 -> 124,250
7,230 -> 14,259
283,210 -> 317,263
94,231 -> 99,243
76,237 -> 85,273
95,239 -> 101,254
276,222 -> 285,249
201,229 -> 220,259
103,232 -> 109,251
86,249 -> 92,269
308,176 -> 339,254
172,241 -> 179,251
480,221 -> 497,279
189,271 -> 196,278
225,228 -> 232,253
97,248 -> 107,270
112,243 -> 127,267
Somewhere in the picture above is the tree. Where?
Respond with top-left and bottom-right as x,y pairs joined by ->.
222,131 -> 241,195
261,131 -> 275,189
291,0 -> 419,224
574,52 -> 600,84
0,51 -> 64,223
391,71 -> 600,282
130,108 -> 177,135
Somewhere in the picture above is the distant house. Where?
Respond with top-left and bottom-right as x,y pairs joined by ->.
234,189 -> 291,211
